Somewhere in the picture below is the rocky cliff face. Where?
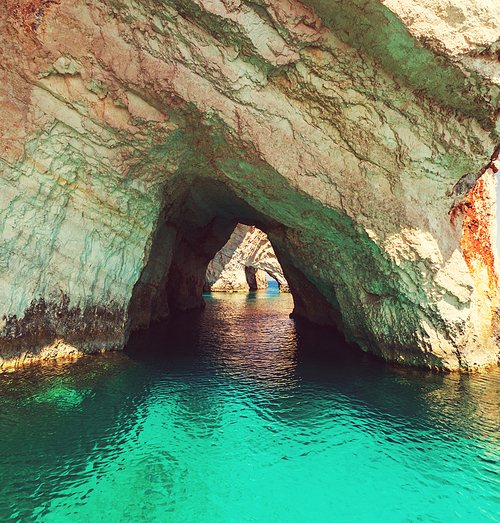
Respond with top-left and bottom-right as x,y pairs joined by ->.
0,0 -> 499,370
205,223 -> 289,292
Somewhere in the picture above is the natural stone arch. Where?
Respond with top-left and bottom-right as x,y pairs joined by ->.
243,267 -> 268,292
0,0 -> 499,371
204,223 -> 289,293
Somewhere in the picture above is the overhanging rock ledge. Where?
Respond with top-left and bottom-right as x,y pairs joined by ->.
0,0 -> 500,370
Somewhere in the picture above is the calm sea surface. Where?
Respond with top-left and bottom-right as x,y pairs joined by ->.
1,281 -> 500,522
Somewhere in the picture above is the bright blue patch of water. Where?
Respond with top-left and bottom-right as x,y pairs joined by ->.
1,288 -> 500,522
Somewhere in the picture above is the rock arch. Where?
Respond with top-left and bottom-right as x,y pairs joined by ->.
204,223 -> 289,293
0,0 -> 499,370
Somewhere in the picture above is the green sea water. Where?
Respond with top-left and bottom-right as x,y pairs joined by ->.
1,282 -> 500,522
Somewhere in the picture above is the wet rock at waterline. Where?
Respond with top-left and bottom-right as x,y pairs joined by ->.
0,0 -> 500,370
205,224 -> 289,292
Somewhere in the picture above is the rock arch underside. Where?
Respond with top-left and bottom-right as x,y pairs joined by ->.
1,0 -> 500,371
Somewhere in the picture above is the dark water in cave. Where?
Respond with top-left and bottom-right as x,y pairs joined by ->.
1,281 -> 500,522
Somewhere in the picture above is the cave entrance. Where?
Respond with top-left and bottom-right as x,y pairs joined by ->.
204,224 -> 290,293
125,179 -> 346,346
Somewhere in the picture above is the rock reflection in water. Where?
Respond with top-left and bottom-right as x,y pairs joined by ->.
0,287 -> 500,522
205,292 -> 298,384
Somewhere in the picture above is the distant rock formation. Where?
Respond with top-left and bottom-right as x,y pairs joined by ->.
0,0 -> 500,370
205,224 -> 289,292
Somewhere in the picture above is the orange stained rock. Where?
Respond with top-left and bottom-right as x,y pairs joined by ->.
460,171 -> 499,297
6,0 -> 60,33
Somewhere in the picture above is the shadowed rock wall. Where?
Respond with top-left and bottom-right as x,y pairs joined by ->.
0,0 -> 500,370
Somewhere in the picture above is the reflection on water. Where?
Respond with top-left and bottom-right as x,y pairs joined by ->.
1,284 -> 500,522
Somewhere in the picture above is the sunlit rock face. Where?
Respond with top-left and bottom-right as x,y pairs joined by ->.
205,224 -> 289,292
0,0 -> 500,370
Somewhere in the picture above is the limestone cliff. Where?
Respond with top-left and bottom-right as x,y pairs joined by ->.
205,223 -> 289,292
0,0 -> 500,370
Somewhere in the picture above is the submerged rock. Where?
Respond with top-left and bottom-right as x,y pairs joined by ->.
205,224 -> 289,292
0,0 -> 499,370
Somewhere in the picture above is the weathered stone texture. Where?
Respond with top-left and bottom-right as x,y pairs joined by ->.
205,223 -> 289,292
0,0 -> 499,370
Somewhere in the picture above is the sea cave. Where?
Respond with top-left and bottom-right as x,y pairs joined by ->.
1,0 -> 500,520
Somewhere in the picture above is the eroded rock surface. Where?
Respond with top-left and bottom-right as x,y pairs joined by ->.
0,0 -> 500,370
205,223 -> 289,292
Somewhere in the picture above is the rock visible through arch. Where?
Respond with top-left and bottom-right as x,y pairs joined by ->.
204,224 -> 290,293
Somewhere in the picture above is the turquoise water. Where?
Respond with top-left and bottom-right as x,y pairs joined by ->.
1,282 -> 500,522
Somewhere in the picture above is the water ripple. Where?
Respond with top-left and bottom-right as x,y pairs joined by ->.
1,288 -> 500,521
